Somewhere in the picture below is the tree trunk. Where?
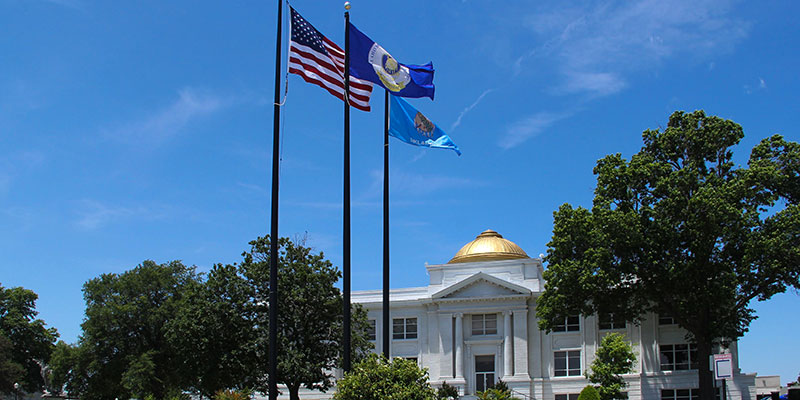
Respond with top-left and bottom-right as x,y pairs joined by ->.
289,382 -> 301,400
696,340 -> 715,400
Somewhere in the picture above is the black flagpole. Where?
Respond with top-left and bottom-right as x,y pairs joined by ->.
268,0 -> 283,398
343,4 -> 352,373
382,90 -> 390,358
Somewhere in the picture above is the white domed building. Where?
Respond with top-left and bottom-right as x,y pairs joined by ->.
352,230 -> 757,400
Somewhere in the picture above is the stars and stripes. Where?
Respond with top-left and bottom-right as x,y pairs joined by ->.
289,7 -> 373,112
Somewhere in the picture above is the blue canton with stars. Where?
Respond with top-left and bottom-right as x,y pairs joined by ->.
291,7 -> 328,55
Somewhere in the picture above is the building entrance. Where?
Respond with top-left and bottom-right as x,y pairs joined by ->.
475,355 -> 495,392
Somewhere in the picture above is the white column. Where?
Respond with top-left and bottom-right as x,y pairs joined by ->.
455,312 -> 464,379
427,309 -> 440,380
513,308 -> 529,377
503,310 -> 513,377
439,313 -> 453,379
419,311 -> 427,365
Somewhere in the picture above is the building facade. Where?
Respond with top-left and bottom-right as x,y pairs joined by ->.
352,230 -> 757,400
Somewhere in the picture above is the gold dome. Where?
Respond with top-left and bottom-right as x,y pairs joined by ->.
447,229 -> 529,264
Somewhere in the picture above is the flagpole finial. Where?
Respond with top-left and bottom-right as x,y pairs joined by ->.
344,1 -> 351,10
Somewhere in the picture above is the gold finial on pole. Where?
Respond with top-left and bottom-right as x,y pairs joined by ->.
344,1 -> 351,10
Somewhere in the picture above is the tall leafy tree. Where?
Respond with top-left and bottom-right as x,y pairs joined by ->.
77,260 -> 199,399
167,263 -> 261,398
0,284 -> 58,394
241,236 -> 373,400
587,333 -> 636,400
537,111 -> 800,399
46,341 -> 88,397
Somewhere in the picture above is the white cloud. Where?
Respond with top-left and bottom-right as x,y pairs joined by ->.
519,0 -> 749,97
106,88 -> 228,145
559,71 -> 627,97
74,199 -> 173,230
500,112 -> 571,149
744,77 -> 768,94
450,89 -> 494,132
409,150 -> 428,163
366,169 -> 479,200
75,200 -> 139,230
0,150 -> 46,196
236,182 -> 268,196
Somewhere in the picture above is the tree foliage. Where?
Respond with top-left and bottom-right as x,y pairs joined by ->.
239,235 -> 373,400
537,110 -> 800,399
476,380 -> 521,400
75,260 -> 199,399
213,388 -> 253,400
333,354 -> 437,400
436,381 -> 459,400
0,330 -> 25,393
46,340 -> 87,397
56,236 -> 370,400
167,263 -> 261,397
0,284 -> 58,394
587,333 -> 636,400
577,385 -> 601,400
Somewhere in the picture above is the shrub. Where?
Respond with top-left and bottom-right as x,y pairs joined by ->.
333,354 -> 437,400
475,380 -> 520,400
437,381 -> 459,400
214,388 -> 252,400
577,385 -> 601,400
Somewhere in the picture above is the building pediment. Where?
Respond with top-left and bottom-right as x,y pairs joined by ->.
431,272 -> 531,300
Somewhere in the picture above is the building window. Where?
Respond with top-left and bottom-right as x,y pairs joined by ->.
554,350 -> 581,376
471,314 -> 498,336
393,317 -> 417,340
659,314 -> 676,325
599,313 -> 625,330
475,355 -> 495,392
405,357 -> 418,364
661,389 -> 697,400
554,315 -> 580,332
555,394 -> 580,400
660,344 -> 698,371
661,388 -> 721,400
366,319 -> 376,341
558,394 -> 624,400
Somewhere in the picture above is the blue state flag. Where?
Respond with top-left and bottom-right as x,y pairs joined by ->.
348,23 -> 435,100
389,95 -> 461,155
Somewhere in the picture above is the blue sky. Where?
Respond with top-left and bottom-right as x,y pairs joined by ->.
2,0 -> 798,385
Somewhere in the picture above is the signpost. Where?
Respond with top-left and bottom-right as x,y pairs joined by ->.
713,353 -> 733,400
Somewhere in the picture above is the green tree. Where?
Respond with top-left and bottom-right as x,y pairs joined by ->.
167,263 -> 261,398
587,333 -> 636,400
537,111 -> 800,400
240,235 -> 373,400
577,385 -> 601,400
0,332 -> 25,393
76,260 -> 199,399
46,340 -> 88,397
333,354 -> 436,400
0,284 -> 58,394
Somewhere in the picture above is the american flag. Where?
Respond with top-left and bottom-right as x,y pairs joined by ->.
289,7 -> 373,112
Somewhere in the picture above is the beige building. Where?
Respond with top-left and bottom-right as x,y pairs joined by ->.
352,229 -> 757,400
